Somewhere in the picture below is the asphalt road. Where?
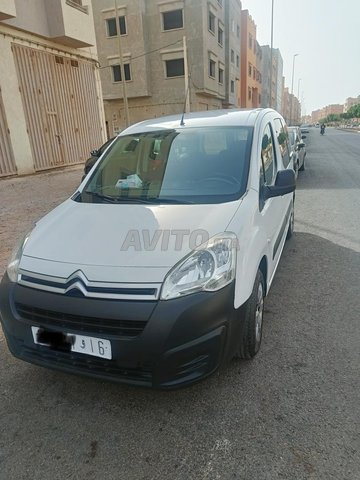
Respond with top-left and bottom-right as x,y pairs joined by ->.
0,128 -> 359,480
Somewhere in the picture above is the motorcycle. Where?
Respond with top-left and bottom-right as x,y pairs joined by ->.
320,126 -> 325,135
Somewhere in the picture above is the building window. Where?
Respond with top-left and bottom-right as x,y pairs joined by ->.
162,9 -> 183,30
231,80 -> 235,93
209,59 -> 216,78
253,68 -> 256,80
248,63 -> 252,76
249,34 -> 253,49
165,58 -> 184,77
119,15 -> 127,35
106,16 -> 127,36
218,67 -> 224,84
248,87 -> 252,100
106,18 -> 117,36
231,49 -> 234,63
237,24 -> 240,38
218,25 -> 223,46
259,94 -> 261,104
236,54 -> 240,68
208,11 -> 215,33
112,64 -> 131,82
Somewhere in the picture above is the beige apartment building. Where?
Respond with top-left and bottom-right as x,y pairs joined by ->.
344,95 -> 360,112
91,0 -> 242,136
0,0 -> 105,177
311,104 -> 344,123
239,10 -> 261,108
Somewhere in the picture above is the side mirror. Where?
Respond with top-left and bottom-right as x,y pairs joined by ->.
263,169 -> 296,201
298,142 -> 305,149
90,149 -> 100,157
301,135 -> 307,139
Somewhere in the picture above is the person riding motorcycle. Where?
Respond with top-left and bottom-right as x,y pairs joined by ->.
320,123 -> 326,135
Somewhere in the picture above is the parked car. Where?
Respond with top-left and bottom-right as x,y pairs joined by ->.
288,126 -> 307,173
0,108 -> 296,389
300,125 -> 310,134
82,137 -> 116,180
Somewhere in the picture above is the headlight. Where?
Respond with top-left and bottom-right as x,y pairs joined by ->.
161,233 -> 237,300
6,230 -> 32,283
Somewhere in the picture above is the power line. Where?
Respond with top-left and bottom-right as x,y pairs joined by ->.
98,39 -> 183,70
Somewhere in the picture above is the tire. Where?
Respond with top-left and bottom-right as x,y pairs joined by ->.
299,155 -> 305,172
235,270 -> 265,360
286,200 -> 294,240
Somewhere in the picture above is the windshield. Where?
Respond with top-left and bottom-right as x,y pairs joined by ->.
79,127 -> 253,205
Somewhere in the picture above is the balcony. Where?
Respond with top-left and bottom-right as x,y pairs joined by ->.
46,0 -> 94,48
0,0 -> 16,20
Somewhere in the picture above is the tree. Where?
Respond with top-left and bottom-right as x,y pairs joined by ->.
347,103 -> 360,118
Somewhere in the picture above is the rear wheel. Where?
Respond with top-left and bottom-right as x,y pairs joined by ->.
235,270 -> 265,359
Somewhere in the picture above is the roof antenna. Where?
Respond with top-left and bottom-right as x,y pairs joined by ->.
180,36 -> 190,126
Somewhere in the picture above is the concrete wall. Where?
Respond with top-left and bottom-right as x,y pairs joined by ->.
3,0 -> 96,48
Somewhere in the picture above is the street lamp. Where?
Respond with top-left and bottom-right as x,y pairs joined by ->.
289,53 -> 299,125
269,0 -> 274,108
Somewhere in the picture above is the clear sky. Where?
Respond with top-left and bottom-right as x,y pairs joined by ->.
240,0 -> 360,115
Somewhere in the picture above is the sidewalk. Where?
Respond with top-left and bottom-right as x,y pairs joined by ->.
0,165 -> 83,276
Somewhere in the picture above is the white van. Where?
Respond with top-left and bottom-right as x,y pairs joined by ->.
0,109 -> 295,388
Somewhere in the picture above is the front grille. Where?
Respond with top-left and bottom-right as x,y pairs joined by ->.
22,346 -> 153,385
18,271 -> 160,301
15,303 -> 147,338
20,274 -> 157,297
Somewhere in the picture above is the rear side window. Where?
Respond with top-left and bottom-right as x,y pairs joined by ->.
273,118 -> 290,168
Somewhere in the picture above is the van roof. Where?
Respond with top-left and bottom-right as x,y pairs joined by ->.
121,108 -> 276,135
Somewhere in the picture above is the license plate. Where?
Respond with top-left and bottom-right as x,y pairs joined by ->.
31,327 -> 112,360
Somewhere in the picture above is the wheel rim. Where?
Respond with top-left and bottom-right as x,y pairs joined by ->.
255,282 -> 264,344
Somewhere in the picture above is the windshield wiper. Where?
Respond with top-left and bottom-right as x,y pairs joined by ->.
148,197 -> 194,204
84,191 -> 193,205
84,191 -> 120,203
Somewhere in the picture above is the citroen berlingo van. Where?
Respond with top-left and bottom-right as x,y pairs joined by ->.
0,109 -> 295,388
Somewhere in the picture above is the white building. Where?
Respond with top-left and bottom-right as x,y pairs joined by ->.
0,0 -> 106,177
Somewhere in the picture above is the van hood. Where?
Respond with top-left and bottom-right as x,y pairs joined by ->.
23,198 -> 241,269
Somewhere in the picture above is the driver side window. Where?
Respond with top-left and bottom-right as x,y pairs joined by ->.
260,123 -> 276,187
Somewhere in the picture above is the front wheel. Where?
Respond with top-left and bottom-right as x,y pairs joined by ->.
234,270 -> 265,360
286,199 -> 295,240
299,155 -> 305,172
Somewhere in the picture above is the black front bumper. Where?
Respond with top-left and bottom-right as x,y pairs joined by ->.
0,273 -> 244,389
